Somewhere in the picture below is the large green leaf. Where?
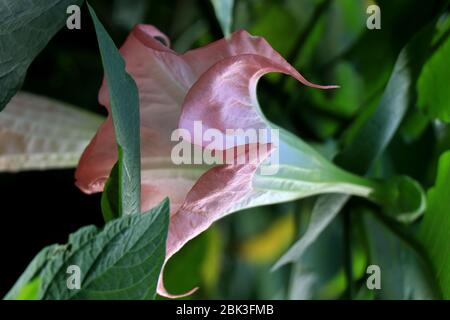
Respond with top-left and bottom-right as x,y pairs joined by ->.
335,0 -> 443,115
417,34 -> 450,122
4,245 -> 61,300
419,151 -> 450,299
288,206 -> 346,300
274,19 -> 437,270
335,23 -> 436,175
88,3 -> 141,217
272,194 -> 348,271
363,210 -> 439,299
0,0 -> 84,111
0,92 -> 103,172
5,198 -> 169,300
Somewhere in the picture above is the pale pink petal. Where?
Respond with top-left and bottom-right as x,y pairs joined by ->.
75,24 -> 194,193
183,29 -> 335,87
140,167 -> 201,214
179,53 -> 337,150
155,144 -> 273,296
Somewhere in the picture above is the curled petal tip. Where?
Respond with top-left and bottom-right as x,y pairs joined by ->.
157,267 -> 199,298
74,178 -> 106,194
158,286 -> 199,299
313,84 -> 340,89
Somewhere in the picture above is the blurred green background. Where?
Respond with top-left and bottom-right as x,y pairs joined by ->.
2,0 -> 449,299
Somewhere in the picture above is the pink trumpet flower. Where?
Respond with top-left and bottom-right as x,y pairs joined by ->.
75,25 -> 336,297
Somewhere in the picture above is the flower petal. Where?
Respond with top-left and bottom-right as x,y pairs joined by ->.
76,25 -> 335,193
183,29 -> 328,84
155,143 -> 273,296
75,25 -> 336,298
75,24 -> 193,193
179,53 -> 337,149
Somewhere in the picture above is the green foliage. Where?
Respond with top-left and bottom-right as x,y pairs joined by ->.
288,209 -> 345,299
273,194 -> 349,270
420,151 -> 450,299
417,34 -> 450,122
15,278 -> 41,300
273,22 -> 435,269
335,22 -> 436,174
4,244 -> 61,300
5,199 -> 169,300
363,211 -> 439,299
272,17 -> 445,302
0,0 -> 84,111
250,4 -> 298,56
101,163 -> 121,222
89,3 -> 141,218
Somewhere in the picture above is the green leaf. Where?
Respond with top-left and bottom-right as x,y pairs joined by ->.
335,23 -> 436,175
0,92 -> 103,172
335,0 -> 442,113
16,278 -> 41,300
274,20 -> 436,270
249,4 -> 298,57
4,245 -> 60,300
0,0 -> 84,111
88,3 -> 141,217
419,150 -> 450,299
272,194 -> 348,271
101,163 -> 121,222
288,208 -> 346,299
5,198 -> 169,300
363,210 -> 439,299
417,34 -> 450,122
210,0 -> 234,37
